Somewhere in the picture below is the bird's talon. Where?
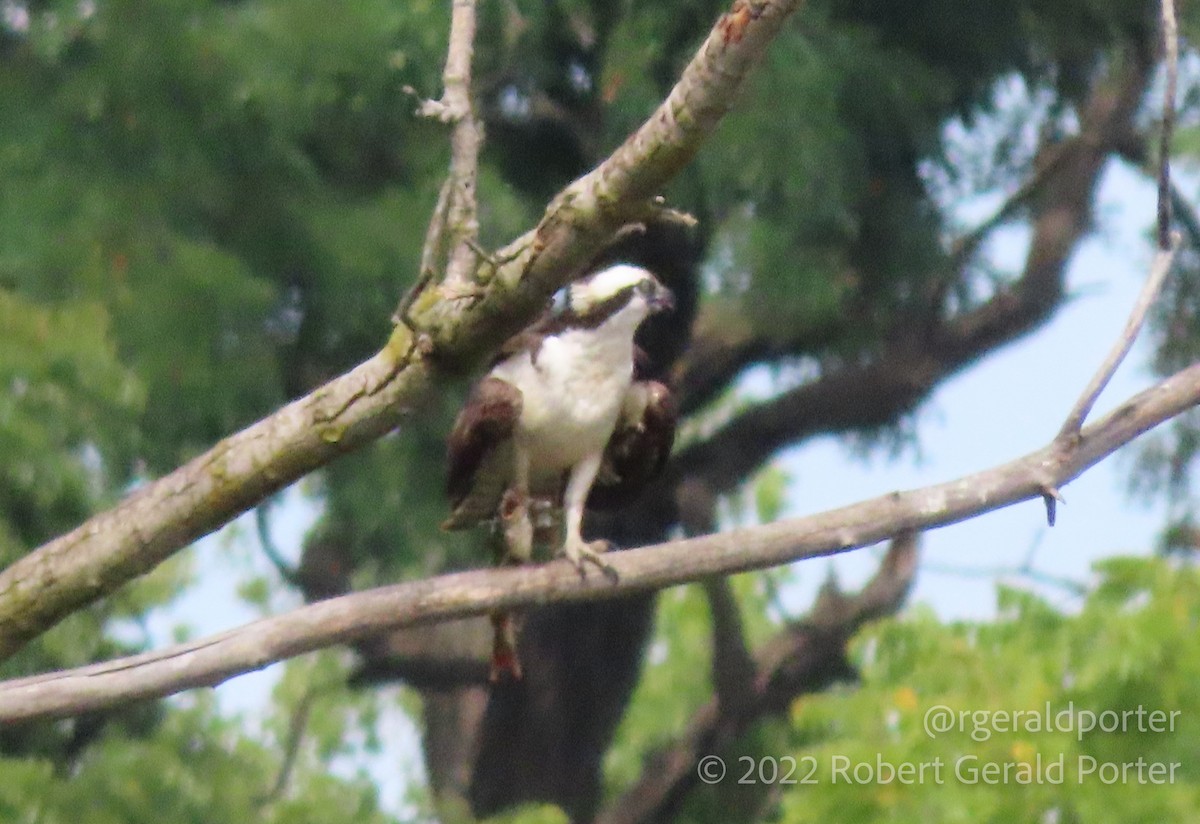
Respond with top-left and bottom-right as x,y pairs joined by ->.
562,540 -> 619,581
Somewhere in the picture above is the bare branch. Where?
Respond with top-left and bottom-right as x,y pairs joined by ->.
1057,236 -> 1180,439
0,0 -> 807,663
0,346 -> 432,663
420,0 -> 484,289
1158,0 -> 1179,250
3,360 -> 1200,724
1058,16 -> 1179,439
947,140 -> 1075,271
256,685 -> 319,807
419,177 -> 453,280
256,503 -> 301,587
424,0 -> 806,363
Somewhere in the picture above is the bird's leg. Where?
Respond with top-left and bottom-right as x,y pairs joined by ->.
488,611 -> 522,682
499,490 -> 533,564
489,440 -> 535,682
499,438 -> 534,564
486,528 -> 525,681
560,451 -> 618,580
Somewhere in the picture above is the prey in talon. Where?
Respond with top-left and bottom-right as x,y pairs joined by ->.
442,264 -> 678,672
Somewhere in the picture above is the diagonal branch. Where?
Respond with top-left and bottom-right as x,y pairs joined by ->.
595,534 -> 918,824
671,302 -> 846,416
671,48 -> 1152,498
0,0 -> 807,664
3,359 -> 1200,724
1057,236 -> 1180,440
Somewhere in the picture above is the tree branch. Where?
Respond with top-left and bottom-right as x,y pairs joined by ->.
1058,14 -> 1178,440
414,0 -> 484,289
671,301 -> 846,416
703,577 -> 756,714
594,534 -> 919,824
1057,236 -> 1180,440
256,684 -> 320,807
0,0 -> 807,663
256,502 -> 302,588
1157,0 -> 1178,250
3,358 -> 1199,723
671,50 -> 1152,498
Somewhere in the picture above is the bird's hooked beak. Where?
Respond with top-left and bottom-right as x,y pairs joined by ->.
649,281 -> 675,314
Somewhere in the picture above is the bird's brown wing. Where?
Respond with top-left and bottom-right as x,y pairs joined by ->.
442,377 -> 523,530
588,380 -> 676,510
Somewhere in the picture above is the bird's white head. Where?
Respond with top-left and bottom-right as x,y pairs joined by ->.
568,264 -> 674,320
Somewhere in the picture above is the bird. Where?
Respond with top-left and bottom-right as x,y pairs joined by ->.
442,264 -> 677,575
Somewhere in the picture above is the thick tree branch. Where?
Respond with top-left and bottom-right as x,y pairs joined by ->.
423,0 -> 804,366
679,477 -> 757,714
939,51 -> 1148,357
669,46 -> 1150,450
0,347 -> 433,663
703,577 -> 757,715
0,0 -> 806,663
671,50 -> 1152,498
671,301 -> 846,416
3,359 -> 1199,723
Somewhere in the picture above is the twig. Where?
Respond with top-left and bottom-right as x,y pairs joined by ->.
1056,9 -> 1181,440
1057,232 -> 1181,441
1115,143 -> 1200,252
3,360 -> 1199,723
1169,177 -> 1200,252
949,140 -> 1073,270
923,563 -> 1087,597
421,0 -> 484,290
256,685 -> 319,806
1158,0 -> 1179,251
419,177 -> 453,280
255,503 -> 301,587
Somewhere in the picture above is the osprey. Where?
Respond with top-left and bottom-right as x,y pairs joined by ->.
442,264 -> 677,573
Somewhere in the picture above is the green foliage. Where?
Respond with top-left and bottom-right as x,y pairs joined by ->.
766,557 -> 1200,821
0,0 -> 1187,820
598,559 -> 1200,823
606,584 -> 715,791
604,570 -> 793,796
0,291 -> 142,554
0,689 -> 396,824
484,804 -> 570,824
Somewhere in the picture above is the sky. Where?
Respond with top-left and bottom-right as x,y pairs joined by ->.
142,154 -> 1175,815
774,159 -> 1170,619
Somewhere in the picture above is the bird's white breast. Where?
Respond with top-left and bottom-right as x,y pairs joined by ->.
489,318 -> 637,481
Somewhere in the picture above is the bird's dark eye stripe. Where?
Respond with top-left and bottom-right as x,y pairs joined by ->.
637,279 -> 654,295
